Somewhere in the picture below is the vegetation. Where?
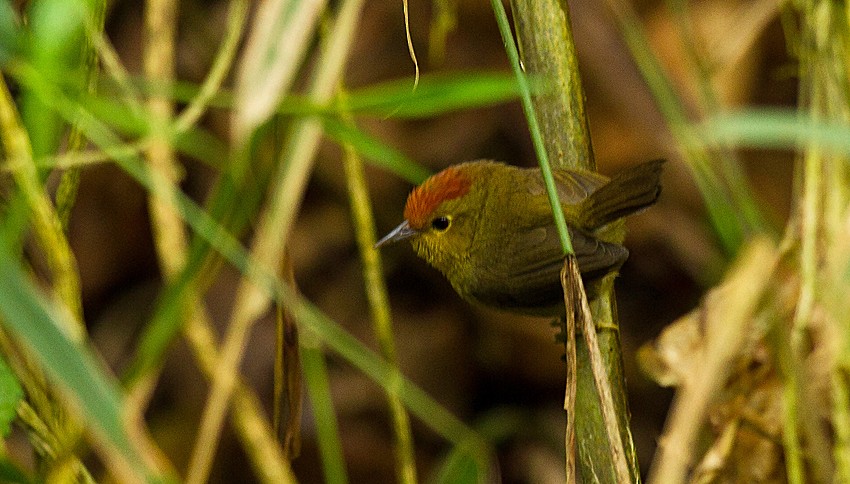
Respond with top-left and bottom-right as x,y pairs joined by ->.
1,0 -> 849,482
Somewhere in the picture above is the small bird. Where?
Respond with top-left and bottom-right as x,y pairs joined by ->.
376,159 -> 664,316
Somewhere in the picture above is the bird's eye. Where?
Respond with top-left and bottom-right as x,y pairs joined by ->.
431,216 -> 450,231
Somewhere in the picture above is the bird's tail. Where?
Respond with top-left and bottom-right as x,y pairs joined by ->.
578,159 -> 665,230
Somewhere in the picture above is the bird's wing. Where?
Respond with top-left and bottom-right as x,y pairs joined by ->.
520,167 -> 608,205
469,222 -> 628,313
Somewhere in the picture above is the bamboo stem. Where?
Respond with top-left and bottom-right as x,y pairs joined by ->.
505,0 -> 641,480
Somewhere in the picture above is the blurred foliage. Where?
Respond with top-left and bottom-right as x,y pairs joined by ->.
2,0 -> 847,482
0,353 -> 21,437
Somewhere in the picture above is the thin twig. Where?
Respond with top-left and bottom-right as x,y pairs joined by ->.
55,0 -> 107,231
174,0 -> 249,132
560,260 -> 577,484
401,0 -> 420,88
341,105 -> 417,483
566,257 -> 631,483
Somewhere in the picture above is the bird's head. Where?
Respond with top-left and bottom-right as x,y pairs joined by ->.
376,164 -> 484,272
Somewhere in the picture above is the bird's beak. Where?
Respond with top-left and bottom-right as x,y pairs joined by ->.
375,220 -> 416,248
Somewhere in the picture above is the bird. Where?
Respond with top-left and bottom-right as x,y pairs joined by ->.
376,159 -> 664,316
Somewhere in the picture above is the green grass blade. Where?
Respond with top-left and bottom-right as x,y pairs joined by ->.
0,352 -> 22,437
120,71 -> 524,120
322,116 -> 431,184
287,289 -> 493,474
702,109 -> 850,156
341,71 -> 523,118
0,234 -> 159,482
83,94 -> 228,169
11,66 -> 251,382
129,170 -> 269,385
301,343 -> 348,484
490,0 -> 573,255
430,448 -> 481,484
605,0 -> 772,253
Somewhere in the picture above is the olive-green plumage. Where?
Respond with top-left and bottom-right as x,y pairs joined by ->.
376,159 -> 664,316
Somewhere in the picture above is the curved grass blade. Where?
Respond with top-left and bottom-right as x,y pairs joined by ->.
122,71 -> 525,120
0,234 -> 162,482
702,109 -> 850,156
340,71 -> 524,118
0,352 -> 22,437
322,116 -> 431,184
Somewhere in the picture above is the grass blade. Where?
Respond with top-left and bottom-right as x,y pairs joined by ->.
233,0 -> 327,137
0,352 -> 22,437
342,71 -> 523,118
301,343 -> 348,484
0,235 -> 162,483
322,116 -> 431,184
702,109 -> 850,156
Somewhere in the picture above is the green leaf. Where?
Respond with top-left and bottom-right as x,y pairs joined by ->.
0,231 -> 160,481
702,109 -> 850,156
342,72 -> 524,118
0,2 -> 22,64
301,345 -> 348,484
430,447 -> 482,484
20,0 -> 89,159
0,456 -> 33,484
0,352 -> 22,437
322,117 -> 431,184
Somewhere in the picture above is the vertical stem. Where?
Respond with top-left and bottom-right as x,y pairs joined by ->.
790,0 -> 850,480
55,0 -> 107,231
342,122 -> 417,484
144,0 -> 187,280
0,83 -> 84,340
560,261 -> 578,484
507,0 -> 640,480
510,0 -> 593,169
301,340 -> 349,484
